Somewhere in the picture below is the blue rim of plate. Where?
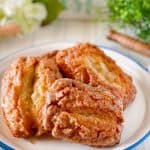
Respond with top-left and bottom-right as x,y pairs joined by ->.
100,45 -> 149,73
0,43 -> 149,150
100,45 -> 150,149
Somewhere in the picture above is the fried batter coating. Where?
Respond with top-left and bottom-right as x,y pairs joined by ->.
43,78 -> 123,146
1,43 -> 136,147
1,52 -> 62,137
56,43 -> 136,108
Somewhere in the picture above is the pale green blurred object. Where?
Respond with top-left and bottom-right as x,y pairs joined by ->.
0,0 -> 47,34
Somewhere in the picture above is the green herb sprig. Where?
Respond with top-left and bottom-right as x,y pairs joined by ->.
107,0 -> 150,43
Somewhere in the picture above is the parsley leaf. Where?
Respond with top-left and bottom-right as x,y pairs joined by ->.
107,0 -> 150,43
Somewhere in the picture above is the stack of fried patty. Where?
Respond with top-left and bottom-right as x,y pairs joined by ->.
1,43 -> 136,147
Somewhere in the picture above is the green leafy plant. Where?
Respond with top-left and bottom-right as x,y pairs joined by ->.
33,0 -> 65,25
0,9 -> 5,19
107,0 -> 150,43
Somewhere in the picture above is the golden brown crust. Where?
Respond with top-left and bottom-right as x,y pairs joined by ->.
56,43 -> 136,108
43,78 -> 123,146
1,52 -> 62,137
0,43 -> 136,147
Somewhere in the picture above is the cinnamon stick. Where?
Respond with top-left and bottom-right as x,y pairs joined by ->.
0,24 -> 21,36
107,29 -> 150,57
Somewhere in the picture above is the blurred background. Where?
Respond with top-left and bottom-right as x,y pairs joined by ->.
0,0 -> 149,67
0,0 -> 150,149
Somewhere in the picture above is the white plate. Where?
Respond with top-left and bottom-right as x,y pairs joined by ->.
0,43 -> 150,150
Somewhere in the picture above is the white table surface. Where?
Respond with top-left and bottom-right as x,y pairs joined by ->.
0,19 -> 150,150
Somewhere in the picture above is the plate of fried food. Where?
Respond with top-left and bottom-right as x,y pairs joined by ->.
0,43 -> 149,150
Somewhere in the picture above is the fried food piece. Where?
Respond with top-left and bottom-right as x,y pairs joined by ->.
56,43 -> 136,108
43,79 -> 123,146
1,52 -> 62,137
